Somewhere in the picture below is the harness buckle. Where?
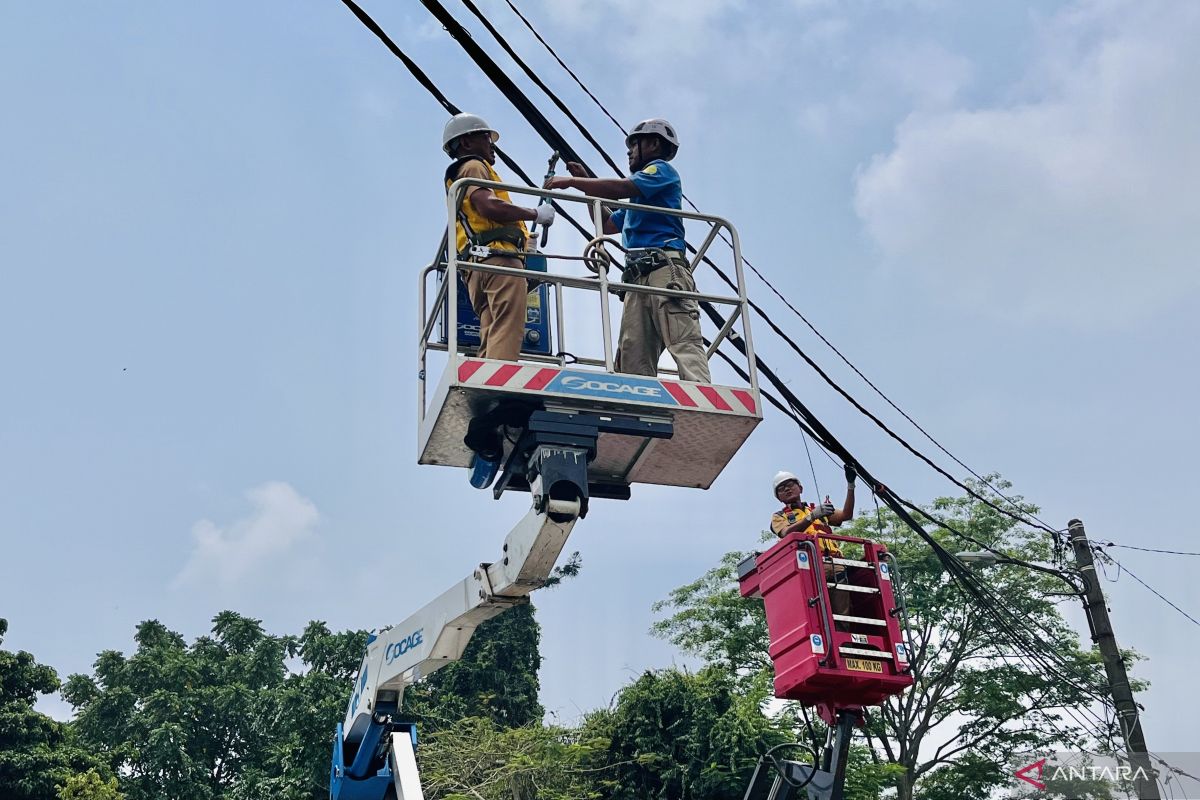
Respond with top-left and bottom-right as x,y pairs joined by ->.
623,249 -> 665,282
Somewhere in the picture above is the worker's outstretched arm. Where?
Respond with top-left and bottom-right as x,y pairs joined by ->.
545,162 -> 637,200
545,175 -> 637,199
543,163 -> 632,232
829,464 -> 856,526
469,187 -> 540,224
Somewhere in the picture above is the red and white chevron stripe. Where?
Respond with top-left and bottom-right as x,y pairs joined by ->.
457,359 -> 561,391
659,380 -> 758,415
453,358 -> 758,416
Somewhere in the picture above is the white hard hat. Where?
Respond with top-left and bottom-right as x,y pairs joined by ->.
626,118 -> 680,155
772,471 -> 800,494
443,113 -> 499,156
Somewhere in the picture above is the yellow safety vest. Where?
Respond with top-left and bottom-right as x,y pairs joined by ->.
770,504 -> 844,557
444,157 -> 529,257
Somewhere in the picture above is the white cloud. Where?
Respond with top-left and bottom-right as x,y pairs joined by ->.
868,40 -> 972,110
173,481 -> 320,588
531,0 -> 791,130
798,39 -> 972,137
541,0 -> 741,43
853,0 -> 1200,327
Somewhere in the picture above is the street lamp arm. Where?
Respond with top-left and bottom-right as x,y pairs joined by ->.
954,550 -> 1086,595
1011,558 -> 1087,595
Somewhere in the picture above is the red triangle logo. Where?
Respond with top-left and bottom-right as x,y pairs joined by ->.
1014,758 -> 1047,790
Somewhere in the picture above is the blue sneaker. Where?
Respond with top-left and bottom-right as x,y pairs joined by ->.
469,452 -> 500,489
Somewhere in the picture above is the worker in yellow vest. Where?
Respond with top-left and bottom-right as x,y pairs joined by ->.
443,113 -> 554,361
770,466 -> 857,615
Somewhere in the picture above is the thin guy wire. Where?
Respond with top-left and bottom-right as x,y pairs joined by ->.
1096,550 -> 1200,630
1103,542 -> 1200,557
498,0 -> 1058,535
342,0 -> 1117,734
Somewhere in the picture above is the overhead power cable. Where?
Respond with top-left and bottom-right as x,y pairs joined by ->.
496,0 -> 1058,535
1102,542 -> 1200,557
350,0 -> 1071,634
344,0 -> 1048,583
500,0 -> 626,134
415,0 -> 587,165
336,0 -> 1110,714
1095,550 -> 1200,630
458,0 -> 1058,544
455,0 -> 627,178
706,311 -> 1109,703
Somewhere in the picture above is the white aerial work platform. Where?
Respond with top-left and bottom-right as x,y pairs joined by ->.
330,182 -> 765,800
418,178 -> 763,497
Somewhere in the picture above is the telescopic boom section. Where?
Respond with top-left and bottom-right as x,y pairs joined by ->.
330,412 -> 671,800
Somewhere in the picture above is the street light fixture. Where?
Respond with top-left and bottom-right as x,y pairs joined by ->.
955,549 -> 1001,568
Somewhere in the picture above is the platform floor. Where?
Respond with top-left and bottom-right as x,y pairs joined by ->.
419,358 -> 762,490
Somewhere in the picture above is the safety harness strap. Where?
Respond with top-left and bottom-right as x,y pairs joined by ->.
445,156 -> 528,258
622,248 -> 689,282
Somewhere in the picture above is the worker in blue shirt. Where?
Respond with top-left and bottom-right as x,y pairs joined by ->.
545,119 -> 711,383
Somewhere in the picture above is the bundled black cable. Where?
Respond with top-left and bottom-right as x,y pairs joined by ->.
485,0 -> 1060,537
336,0 -> 1113,720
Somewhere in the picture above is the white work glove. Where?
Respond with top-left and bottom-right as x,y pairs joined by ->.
804,502 -> 835,525
533,203 -> 555,226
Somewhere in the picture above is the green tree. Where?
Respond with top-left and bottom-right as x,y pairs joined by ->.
231,621 -> 369,800
404,552 -> 582,730
0,619 -> 102,800
63,614 -> 287,800
652,480 -> 1118,800
579,666 -> 793,800
403,604 -> 543,729
63,612 -> 367,800
56,769 -> 124,800
415,716 -> 607,800
61,555 -> 579,800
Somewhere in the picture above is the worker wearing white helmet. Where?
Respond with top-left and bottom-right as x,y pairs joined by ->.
442,113 -> 555,362
771,464 -> 859,615
544,118 -> 710,383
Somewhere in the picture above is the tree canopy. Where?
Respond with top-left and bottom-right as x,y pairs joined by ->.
53,556 -> 573,800
0,619 -> 105,800
62,613 -> 367,800
56,769 -> 124,800
651,479 -> 1125,800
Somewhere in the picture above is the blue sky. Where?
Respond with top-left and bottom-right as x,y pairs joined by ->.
3,0 -> 1199,759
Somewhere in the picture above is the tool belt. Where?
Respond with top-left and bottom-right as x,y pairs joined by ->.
458,227 -> 528,263
621,248 -> 686,282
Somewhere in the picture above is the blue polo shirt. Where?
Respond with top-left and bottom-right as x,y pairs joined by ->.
609,159 -> 685,251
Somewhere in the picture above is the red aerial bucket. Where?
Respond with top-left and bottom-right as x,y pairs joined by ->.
738,531 -> 914,716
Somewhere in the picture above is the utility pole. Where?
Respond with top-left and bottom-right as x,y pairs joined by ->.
1069,518 -> 1160,800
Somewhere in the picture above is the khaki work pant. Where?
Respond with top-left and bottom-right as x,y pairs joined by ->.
465,254 -> 526,362
615,259 -> 712,383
